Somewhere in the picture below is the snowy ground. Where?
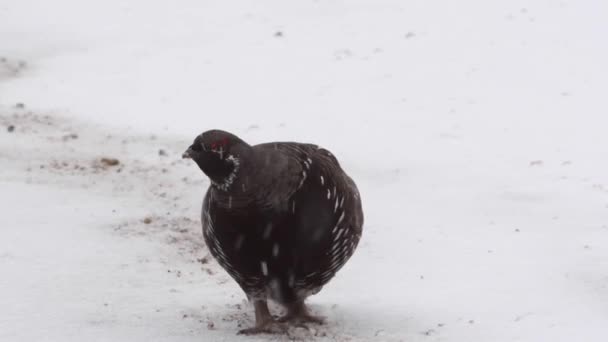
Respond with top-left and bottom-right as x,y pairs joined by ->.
1,1 -> 608,341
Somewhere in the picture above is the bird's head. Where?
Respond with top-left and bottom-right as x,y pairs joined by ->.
183,129 -> 250,191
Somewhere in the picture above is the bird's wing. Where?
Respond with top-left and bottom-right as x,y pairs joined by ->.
249,142 -> 320,211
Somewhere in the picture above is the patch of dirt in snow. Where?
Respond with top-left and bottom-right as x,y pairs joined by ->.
0,56 -> 27,79
0,105 -> 208,257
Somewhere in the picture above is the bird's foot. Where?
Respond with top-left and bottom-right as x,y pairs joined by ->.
278,301 -> 325,327
238,299 -> 287,335
237,320 -> 287,335
278,312 -> 325,326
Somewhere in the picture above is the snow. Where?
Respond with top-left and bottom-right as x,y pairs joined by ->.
1,0 -> 608,341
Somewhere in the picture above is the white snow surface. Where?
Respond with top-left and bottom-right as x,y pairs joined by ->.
1,1 -> 608,341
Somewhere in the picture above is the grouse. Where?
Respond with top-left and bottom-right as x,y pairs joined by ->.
183,129 -> 363,334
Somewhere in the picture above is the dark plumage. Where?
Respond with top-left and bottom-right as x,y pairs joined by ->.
183,129 -> 363,334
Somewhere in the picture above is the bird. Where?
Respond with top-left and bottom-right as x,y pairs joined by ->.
182,129 -> 363,334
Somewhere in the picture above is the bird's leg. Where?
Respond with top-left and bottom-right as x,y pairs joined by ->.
238,299 -> 286,335
278,300 -> 325,325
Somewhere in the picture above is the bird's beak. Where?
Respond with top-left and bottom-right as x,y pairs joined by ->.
182,147 -> 193,159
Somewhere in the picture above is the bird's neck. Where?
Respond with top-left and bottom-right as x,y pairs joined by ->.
209,155 -> 241,192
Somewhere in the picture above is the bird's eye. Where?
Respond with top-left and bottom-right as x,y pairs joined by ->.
191,144 -> 202,152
